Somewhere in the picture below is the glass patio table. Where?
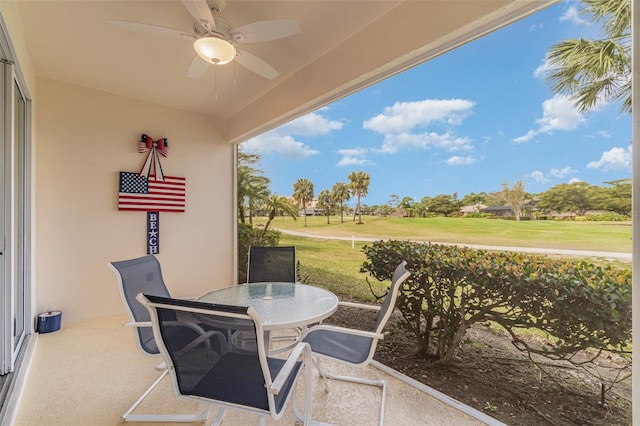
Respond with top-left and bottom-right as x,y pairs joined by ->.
197,282 -> 339,352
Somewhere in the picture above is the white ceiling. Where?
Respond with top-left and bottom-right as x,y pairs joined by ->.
16,0 -> 557,143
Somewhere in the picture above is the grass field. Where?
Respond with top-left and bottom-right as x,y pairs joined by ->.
265,215 -> 632,303
256,215 -> 632,252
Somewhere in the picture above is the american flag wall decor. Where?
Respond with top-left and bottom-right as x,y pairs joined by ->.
117,134 -> 184,255
118,172 -> 186,212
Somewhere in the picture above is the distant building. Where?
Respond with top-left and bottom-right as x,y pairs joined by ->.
460,203 -> 486,215
299,207 -> 323,216
478,199 -> 539,218
479,205 -> 513,216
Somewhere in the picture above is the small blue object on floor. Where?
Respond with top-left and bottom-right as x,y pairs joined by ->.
37,311 -> 62,333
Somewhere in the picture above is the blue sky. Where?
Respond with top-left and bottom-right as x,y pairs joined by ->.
241,0 -> 631,207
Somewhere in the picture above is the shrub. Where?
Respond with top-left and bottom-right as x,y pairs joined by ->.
586,212 -> 629,221
361,240 -> 632,367
463,212 -> 487,218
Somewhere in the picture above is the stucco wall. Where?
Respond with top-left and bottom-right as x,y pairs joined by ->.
35,78 -> 234,323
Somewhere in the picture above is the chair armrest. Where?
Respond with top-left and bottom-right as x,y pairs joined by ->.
269,342 -> 311,394
175,329 -> 227,354
337,301 -> 381,312
127,319 -> 225,353
304,324 -> 384,341
124,321 -> 152,328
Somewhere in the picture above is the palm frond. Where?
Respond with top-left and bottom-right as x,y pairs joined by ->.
546,37 -> 629,112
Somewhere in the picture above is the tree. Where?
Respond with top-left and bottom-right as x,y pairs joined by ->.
316,189 -> 334,224
461,192 -> 487,206
413,201 -> 427,218
501,180 -> 527,221
399,196 -> 415,217
425,194 -> 461,217
348,170 -> 370,224
537,182 -> 594,216
592,181 -> 631,215
378,204 -> 394,217
237,148 -> 270,224
331,182 -> 351,223
544,0 -> 631,113
260,194 -> 298,240
605,180 -> 631,215
293,178 -> 314,227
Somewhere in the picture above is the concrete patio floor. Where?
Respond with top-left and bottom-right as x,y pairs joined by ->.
10,315 -> 504,425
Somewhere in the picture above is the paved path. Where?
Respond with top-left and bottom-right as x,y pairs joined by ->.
277,229 -> 632,261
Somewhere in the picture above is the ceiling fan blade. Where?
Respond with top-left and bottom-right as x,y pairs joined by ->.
235,48 -> 279,80
187,55 -> 210,78
110,20 -> 195,40
181,0 -> 216,30
231,19 -> 300,43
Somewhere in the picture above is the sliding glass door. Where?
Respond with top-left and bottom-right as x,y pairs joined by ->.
0,53 -> 32,376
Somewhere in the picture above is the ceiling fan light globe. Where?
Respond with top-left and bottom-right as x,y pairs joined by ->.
194,36 -> 236,65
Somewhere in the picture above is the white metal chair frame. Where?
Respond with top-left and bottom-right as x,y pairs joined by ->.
137,293 -> 316,426
108,256 -> 209,423
301,261 -> 411,426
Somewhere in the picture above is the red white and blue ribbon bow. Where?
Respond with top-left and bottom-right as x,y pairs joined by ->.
138,133 -> 169,181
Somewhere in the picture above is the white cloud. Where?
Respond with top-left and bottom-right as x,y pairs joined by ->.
336,156 -> 373,167
533,58 -> 553,79
513,130 -> 536,144
537,94 -> 584,132
336,147 -> 374,167
363,99 -> 475,134
597,130 -> 612,138
549,166 -> 577,178
513,94 -> 584,143
379,132 -> 473,154
528,23 -> 544,32
242,111 -> 342,159
530,170 -> 550,183
363,98 -> 476,157
568,177 -> 582,184
282,112 -> 343,136
559,5 -> 589,26
587,146 -> 632,171
242,134 -> 319,159
445,156 -> 476,165
337,148 -> 367,157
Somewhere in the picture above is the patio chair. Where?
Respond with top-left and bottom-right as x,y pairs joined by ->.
136,293 -> 314,426
246,245 -> 300,347
108,254 -> 209,423
301,261 -> 411,426
247,245 -> 297,283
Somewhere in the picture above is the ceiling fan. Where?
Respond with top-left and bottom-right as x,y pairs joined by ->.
110,0 -> 300,80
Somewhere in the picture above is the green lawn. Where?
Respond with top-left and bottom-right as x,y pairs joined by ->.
250,215 -> 631,302
269,217 -> 632,356
258,215 -> 631,252
282,233 -> 382,302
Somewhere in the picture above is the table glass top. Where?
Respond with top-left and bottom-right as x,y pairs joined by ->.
197,282 -> 339,328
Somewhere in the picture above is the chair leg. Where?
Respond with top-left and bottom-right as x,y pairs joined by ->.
312,359 -> 386,426
122,368 -> 209,423
313,359 -> 330,393
208,407 -> 226,426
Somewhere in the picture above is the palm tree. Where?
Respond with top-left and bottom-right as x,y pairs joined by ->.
331,182 -> 351,223
293,178 -> 314,227
544,0 -> 631,113
316,189 -> 334,224
237,148 -> 270,224
260,194 -> 298,240
348,170 -> 370,224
